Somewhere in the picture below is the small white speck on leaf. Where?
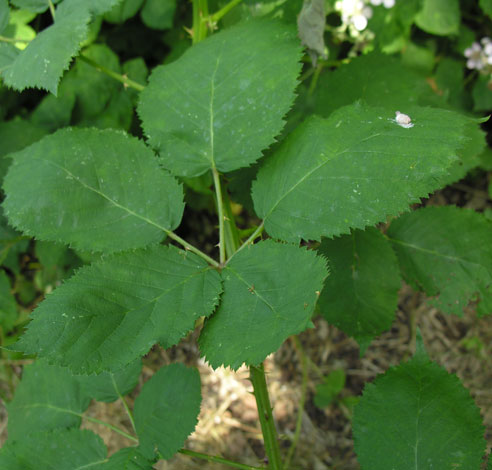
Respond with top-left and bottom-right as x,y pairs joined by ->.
395,111 -> 414,128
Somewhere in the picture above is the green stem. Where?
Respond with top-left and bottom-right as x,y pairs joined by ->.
179,449 -> 265,470
111,375 -> 137,434
166,230 -> 220,267
212,167 -> 226,265
307,63 -> 323,97
222,191 -> 242,259
79,55 -> 145,92
211,0 -> 245,23
227,222 -> 264,263
192,0 -> 209,44
250,364 -> 283,470
82,414 -> 138,442
48,0 -> 56,21
284,336 -> 309,469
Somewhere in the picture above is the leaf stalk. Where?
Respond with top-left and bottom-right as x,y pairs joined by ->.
212,167 -> 226,265
179,449 -> 265,470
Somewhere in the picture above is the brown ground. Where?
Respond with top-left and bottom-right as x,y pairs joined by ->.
1,178 -> 491,469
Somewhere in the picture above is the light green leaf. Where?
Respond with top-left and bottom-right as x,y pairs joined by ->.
199,240 -> 328,369
1,1 -> 91,94
353,339 -> 485,469
0,0 -> 9,34
3,128 -> 184,253
100,447 -> 153,470
10,0 -> 61,13
138,19 -> 302,177
0,429 -> 107,470
252,103 -> 477,243
415,0 -> 460,36
16,245 -> 222,373
480,0 -> 492,18
6,360 -> 91,440
140,0 -> 176,30
312,53 -> 431,118
387,206 -> 492,316
77,359 -> 142,402
134,363 -> 201,459
0,270 -> 16,331
104,0 -> 144,23
317,228 -> 401,352
314,369 -> 345,408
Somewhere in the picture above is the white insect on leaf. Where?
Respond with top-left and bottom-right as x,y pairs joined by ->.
395,110 -> 414,129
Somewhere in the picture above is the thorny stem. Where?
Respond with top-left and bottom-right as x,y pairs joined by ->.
211,0 -> 245,23
212,167 -> 226,265
179,449 -> 265,470
284,336 -> 309,469
192,0 -> 209,43
250,364 -> 283,470
79,55 -> 145,92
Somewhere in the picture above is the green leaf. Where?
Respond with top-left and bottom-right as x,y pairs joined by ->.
387,206 -> 492,316
0,0 -> 9,34
100,447 -> 153,470
30,85 -> 76,132
134,363 -> 201,459
0,270 -> 16,331
252,103 -> 477,243
0,118 -> 47,183
140,0 -> 176,30
313,369 -> 345,408
317,228 -> 401,352
415,0 -> 460,36
6,360 -> 91,440
0,1 -> 91,94
472,75 -> 492,112
3,128 -> 184,253
199,240 -> 328,369
0,208 -> 29,274
122,57 -> 148,103
104,0 -> 144,23
77,359 -> 142,402
353,340 -> 485,469
0,429 -> 107,470
17,245 -> 222,373
312,53 -> 431,118
480,0 -> 492,18
138,19 -> 302,177
10,0 -> 61,13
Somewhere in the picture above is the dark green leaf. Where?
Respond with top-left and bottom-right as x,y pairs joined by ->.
472,75 -> 492,112
138,19 -> 302,177
134,363 -> 201,459
480,0 -> 492,18
252,104 -> 478,242
140,0 -> 176,30
0,0 -> 9,34
415,0 -> 460,36
3,128 -> 184,253
387,206 -> 492,316
77,359 -> 142,402
0,270 -> 16,331
199,240 -> 328,369
17,245 -> 222,373
6,360 -> 91,440
318,228 -> 401,352
353,339 -> 485,469
104,0 -> 144,23
10,0 -> 61,13
100,447 -> 153,470
0,429 -> 107,470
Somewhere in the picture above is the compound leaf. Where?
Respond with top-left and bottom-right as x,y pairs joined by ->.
0,429 -> 107,470
134,363 -> 201,459
317,228 -> 401,353
199,240 -> 328,369
387,206 -> 492,316
16,245 -> 222,373
3,128 -> 184,253
6,360 -> 91,440
353,338 -> 485,469
138,19 -> 302,177
77,359 -> 142,402
252,103 -> 477,243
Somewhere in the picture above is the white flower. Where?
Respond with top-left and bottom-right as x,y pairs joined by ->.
335,0 -> 373,32
464,41 -> 487,70
370,0 -> 395,7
